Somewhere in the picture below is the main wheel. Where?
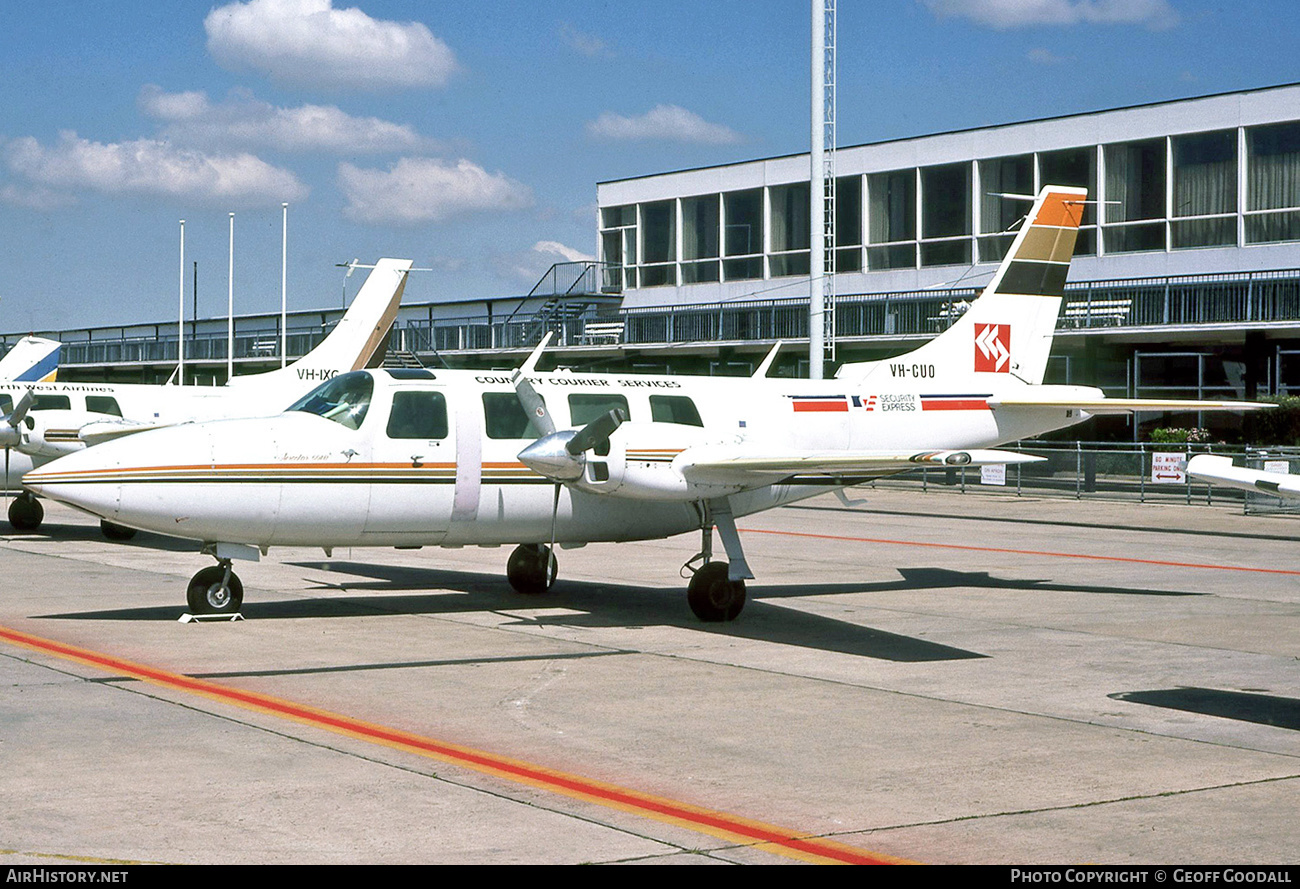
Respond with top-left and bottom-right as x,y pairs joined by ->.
687,561 -> 746,622
7,494 -> 44,532
186,565 -> 245,615
100,520 -> 137,541
506,544 -> 557,595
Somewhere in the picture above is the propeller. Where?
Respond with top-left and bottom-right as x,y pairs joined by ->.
2,389 -> 35,505
510,333 -> 627,566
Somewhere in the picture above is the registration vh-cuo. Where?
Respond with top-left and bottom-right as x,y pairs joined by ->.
23,187 -> 1268,621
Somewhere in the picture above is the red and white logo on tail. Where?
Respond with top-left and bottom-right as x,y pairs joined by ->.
974,323 -> 1011,373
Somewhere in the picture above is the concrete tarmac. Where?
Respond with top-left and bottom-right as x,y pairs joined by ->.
2,487 -> 1299,864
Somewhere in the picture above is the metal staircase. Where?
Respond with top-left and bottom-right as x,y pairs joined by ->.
504,261 -> 624,347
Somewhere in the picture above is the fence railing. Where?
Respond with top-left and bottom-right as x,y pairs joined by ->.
868,440 -> 1300,514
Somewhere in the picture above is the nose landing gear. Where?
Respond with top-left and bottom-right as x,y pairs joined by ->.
186,554 -> 247,617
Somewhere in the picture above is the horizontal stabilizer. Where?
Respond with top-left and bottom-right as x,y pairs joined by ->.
989,395 -> 1274,415
1186,454 -> 1300,500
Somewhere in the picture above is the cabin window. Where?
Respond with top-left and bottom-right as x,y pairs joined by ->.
0,395 -> 10,414
32,395 -> 71,411
650,395 -> 703,427
85,396 -> 122,417
386,391 -> 448,440
483,392 -> 547,439
568,394 -> 630,426
287,371 -> 373,430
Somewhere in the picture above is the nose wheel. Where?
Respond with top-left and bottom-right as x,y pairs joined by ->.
187,562 -> 244,615
506,543 -> 557,595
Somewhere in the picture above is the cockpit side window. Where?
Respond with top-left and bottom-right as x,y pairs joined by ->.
287,371 -> 374,430
387,391 -> 448,440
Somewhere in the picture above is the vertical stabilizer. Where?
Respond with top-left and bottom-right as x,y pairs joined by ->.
836,185 -> 1085,387
0,336 -> 60,382
226,258 -> 414,389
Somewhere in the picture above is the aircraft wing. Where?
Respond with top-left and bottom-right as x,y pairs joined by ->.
78,418 -> 174,448
989,395 -> 1274,415
1186,454 -> 1300,499
681,447 -> 1042,484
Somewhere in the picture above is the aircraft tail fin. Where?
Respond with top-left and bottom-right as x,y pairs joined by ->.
226,258 -> 413,388
0,336 -> 60,383
836,185 -> 1086,387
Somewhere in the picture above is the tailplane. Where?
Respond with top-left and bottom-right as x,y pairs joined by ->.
836,185 -> 1085,387
0,336 -> 60,382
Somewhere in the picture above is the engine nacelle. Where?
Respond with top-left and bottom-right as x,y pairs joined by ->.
17,409 -> 114,460
568,421 -> 747,501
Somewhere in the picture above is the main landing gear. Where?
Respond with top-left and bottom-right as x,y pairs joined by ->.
504,498 -> 755,622
7,492 -> 43,532
186,560 -> 245,616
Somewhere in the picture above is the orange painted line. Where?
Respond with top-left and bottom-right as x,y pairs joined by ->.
745,528 -> 1300,576
0,625 -> 908,865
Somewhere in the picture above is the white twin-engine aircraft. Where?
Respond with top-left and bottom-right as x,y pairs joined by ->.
2,259 -> 413,529
24,187 -> 1268,621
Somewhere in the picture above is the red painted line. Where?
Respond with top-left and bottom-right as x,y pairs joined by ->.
921,400 -> 989,411
0,625 -> 908,866
745,528 -> 1300,576
793,402 -> 849,413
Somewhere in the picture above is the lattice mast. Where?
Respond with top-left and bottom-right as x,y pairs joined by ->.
810,0 -> 836,378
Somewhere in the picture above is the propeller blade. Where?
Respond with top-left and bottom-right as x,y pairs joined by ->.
511,331 -> 556,438
565,408 -> 626,456
5,389 -> 35,428
514,375 -> 556,438
0,390 -> 33,449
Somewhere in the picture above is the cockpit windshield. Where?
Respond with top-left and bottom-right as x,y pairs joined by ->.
287,371 -> 373,430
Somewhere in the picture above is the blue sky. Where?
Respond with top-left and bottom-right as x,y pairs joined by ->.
1,0 -> 1297,331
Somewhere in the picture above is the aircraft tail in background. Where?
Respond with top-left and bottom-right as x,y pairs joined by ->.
225,258 -> 414,389
0,336 -> 60,383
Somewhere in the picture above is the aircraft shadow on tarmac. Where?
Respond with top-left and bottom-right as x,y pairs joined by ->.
36,562 -> 1207,663
8,522 -> 198,553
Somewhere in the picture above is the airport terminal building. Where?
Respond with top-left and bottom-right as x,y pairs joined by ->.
7,83 -> 1300,418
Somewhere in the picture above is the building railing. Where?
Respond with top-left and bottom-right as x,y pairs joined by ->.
9,267 -> 1300,367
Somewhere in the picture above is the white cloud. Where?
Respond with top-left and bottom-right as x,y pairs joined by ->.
534,240 -> 594,263
921,0 -> 1178,29
558,23 -> 611,58
587,105 -> 742,144
337,157 -> 533,225
139,85 -> 435,154
1026,47 -> 1066,64
205,0 -> 458,90
3,131 -> 308,207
